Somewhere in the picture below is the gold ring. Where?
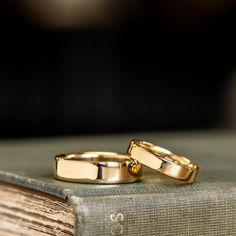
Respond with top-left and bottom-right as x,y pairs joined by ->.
54,151 -> 142,184
127,139 -> 199,183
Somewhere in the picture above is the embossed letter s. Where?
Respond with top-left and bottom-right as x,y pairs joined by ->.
109,212 -> 124,235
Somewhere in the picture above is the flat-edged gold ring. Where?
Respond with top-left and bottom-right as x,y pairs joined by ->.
127,140 -> 199,183
54,151 -> 142,184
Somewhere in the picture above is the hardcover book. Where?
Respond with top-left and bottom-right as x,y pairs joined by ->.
0,131 -> 235,235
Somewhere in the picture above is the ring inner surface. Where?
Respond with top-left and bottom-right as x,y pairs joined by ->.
137,141 -> 197,170
160,153 -> 197,170
61,152 -> 129,163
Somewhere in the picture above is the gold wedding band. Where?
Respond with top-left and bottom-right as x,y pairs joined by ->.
127,139 -> 199,183
54,151 -> 142,184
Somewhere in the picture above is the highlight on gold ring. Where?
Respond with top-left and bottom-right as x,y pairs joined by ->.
54,151 -> 143,184
127,139 -> 199,183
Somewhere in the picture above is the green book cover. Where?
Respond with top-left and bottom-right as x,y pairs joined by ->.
0,131 -> 235,235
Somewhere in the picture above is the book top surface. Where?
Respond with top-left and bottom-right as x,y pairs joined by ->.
0,130 -> 235,199
0,131 -> 236,199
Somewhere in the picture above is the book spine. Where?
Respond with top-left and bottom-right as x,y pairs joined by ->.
69,189 -> 236,236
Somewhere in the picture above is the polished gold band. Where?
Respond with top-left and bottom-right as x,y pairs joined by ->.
127,139 -> 199,183
54,151 -> 142,184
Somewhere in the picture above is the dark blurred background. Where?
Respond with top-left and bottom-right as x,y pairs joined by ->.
0,1 -> 236,138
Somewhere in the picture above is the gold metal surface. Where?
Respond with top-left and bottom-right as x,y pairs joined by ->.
54,152 -> 142,184
127,140 -> 199,183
